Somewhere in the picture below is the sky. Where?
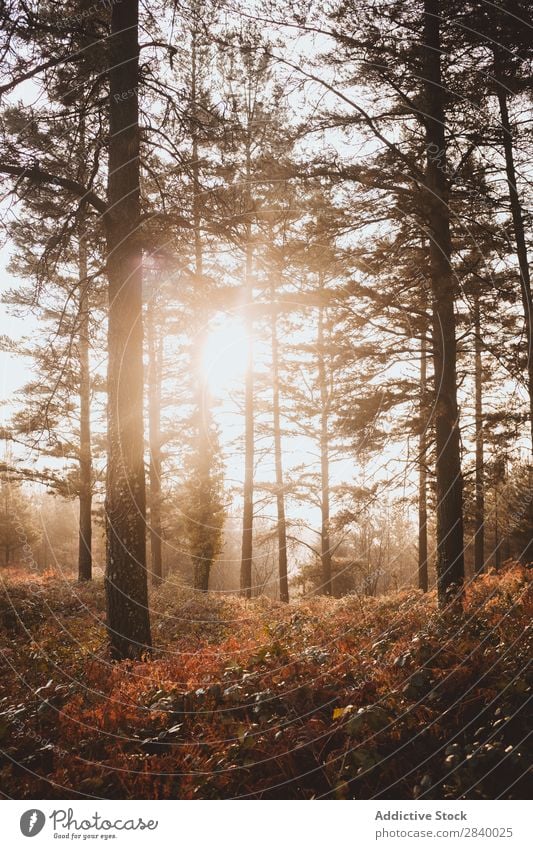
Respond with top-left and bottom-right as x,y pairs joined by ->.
0,246 -> 32,425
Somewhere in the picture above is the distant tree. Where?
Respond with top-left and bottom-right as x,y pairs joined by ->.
212,26 -> 294,597
180,420 -> 226,592
0,476 -> 40,567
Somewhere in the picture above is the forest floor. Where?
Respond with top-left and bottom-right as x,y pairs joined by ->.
0,564 -> 531,799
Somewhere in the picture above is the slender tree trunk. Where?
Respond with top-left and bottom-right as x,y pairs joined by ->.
147,292 -> 163,587
423,0 -> 464,607
473,292 -> 485,574
78,213 -> 92,582
494,485 -> 501,569
104,0 -> 151,659
191,32 -> 214,593
317,279 -> 332,596
503,536 -> 511,562
418,328 -> 429,592
495,78 -> 533,452
240,134 -> 254,599
271,298 -> 289,603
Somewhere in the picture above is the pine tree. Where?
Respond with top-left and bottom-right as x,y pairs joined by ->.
0,475 -> 40,567
104,0 -> 152,658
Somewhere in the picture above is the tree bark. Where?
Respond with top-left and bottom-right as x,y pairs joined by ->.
191,31 -> 216,593
418,328 -> 429,592
494,485 -> 501,569
423,0 -> 464,607
495,77 -> 533,453
317,278 -> 332,596
147,291 -> 163,587
473,292 -> 485,574
78,214 -> 92,582
271,298 -> 289,603
240,132 -> 254,599
104,0 -> 152,659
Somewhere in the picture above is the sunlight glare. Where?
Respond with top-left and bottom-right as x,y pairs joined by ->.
202,315 -> 249,394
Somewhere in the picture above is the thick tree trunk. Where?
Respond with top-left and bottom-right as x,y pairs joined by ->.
418,329 -> 429,592
495,80 -> 533,452
271,299 -> 289,603
147,293 -> 163,587
473,293 -> 485,574
78,215 -> 92,582
317,282 -> 332,596
104,0 -> 152,659
423,0 -> 464,607
240,139 -> 254,599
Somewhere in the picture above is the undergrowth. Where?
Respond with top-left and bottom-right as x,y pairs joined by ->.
0,564 -> 531,799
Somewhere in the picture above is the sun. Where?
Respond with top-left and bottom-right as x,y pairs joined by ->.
202,315 -> 249,395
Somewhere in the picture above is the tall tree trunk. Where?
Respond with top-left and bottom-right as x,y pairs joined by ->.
191,31 -> 214,593
240,135 -> 254,599
104,0 -> 152,659
473,292 -> 485,574
494,485 -> 501,569
423,0 -> 464,607
495,75 -> 533,452
418,328 -> 428,592
147,292 -> 163,587
494,84 -> 533,558
78,215 -> 92,582
271,297 -> 289,603
317,279 -> 332,596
